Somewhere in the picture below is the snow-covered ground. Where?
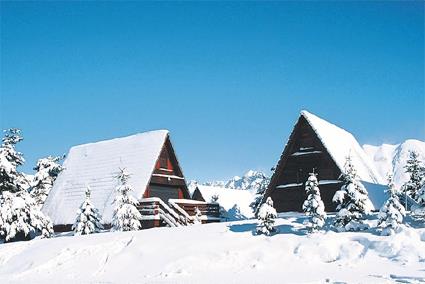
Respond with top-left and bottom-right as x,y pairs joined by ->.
1,214 -> 424,284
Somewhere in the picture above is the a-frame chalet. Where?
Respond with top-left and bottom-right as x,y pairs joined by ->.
42,130 -> 193,231
262,111 -> 386,213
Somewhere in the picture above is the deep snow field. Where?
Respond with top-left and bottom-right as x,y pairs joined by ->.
0,213 -> 424,284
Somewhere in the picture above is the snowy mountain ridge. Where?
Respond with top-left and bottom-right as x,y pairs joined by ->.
188,139 -> 425,196
363,139 -> 425,188
188,170 -> 270,195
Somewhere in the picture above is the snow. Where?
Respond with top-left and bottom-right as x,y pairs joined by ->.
291,150 -> 322,156
363,139 -> 425,188
151,173 -> 185,180
42,130 -> 169,226
0,214 -> 424,283
276,183 -> 303,189
195,185 -> 255,219
318,179 -> 341,185
301,111 -> 384,185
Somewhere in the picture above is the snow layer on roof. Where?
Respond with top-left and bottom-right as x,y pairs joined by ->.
196,185 -> 255,219
301,111 -> 384,185
42,130 -> 169,225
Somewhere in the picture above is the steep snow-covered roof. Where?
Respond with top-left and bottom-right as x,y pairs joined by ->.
42,130 -> 169,225
301,111 -> 384,185
195,185 -> 255,219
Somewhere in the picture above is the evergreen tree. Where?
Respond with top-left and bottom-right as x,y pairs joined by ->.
417,184 -> 425,205
402,151 -> 425,202
193,207 -> 202,224
0,129 -> 53,242
31,156 -> 64,208
333,155 -> 373,232
0,129 -> 29,193
112,168 -> 142,231
210,194 -> 219,204
377,174 -> 406,235
228,204 -> 244,220
0,190 -> 53,242
302,173 -> 327,232
250,179 -> 269,214
256,197 -> 277,236
413,184 -> 425,222
73,186 -> 103,235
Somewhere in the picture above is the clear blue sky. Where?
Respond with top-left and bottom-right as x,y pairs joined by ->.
1,2 -> 424,181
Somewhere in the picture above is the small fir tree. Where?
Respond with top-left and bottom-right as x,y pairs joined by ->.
228,204 -> 244,220
250,179 -> 269,214
31,156 -> 64,208
413,184 -> 425,221
73,186 -> 103,235
402,151 -> 425,202
210,194 -> 219,204
302,173 -> 327,232
377,174 -> 406,235
417,184 -> 425,205
193,207 -> 202,224
112,168 -> 142,231
256,197 -> 277,236
333,155 -> 373,232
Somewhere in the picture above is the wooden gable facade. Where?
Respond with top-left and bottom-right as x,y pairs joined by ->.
263,115 -> 343,212
144,136 -> 191,202
191,187 -> 206,202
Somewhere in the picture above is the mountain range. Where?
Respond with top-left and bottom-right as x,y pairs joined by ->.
363,139 -> 425,188
189,139 -> 425,193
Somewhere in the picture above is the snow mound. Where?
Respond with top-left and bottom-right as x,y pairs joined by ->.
0,215 -> 424,283
196,185 -> 255,219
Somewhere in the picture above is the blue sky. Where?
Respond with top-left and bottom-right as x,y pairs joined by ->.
1,2 -> 424,181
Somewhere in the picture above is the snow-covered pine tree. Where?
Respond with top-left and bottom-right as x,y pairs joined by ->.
228,204 -> 244,220
73,186 -> 103,235
332,155 -> 373,232
402,150 -> 425,202
0,129 -> 53,242
31,156 -> 64,208
0,129 -> 29,193
193,207 -> 202,224
112,168 -> 142,231
256,197 -> 277,236
302,173 -> 327,232
250,179 -> 269,214
210,194 -> 219,204
377,174 -> 406,236
412,184 -> 425,222
0,189 -> 53,242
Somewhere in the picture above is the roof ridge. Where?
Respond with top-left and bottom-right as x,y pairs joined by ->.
71,129 -> 169,149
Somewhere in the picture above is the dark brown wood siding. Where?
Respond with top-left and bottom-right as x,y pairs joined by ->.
147,136 -> 191,200
191,188 -> 206,201
264,115 -> 342,212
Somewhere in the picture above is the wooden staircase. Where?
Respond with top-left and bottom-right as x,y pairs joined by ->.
138,197 -> 220,228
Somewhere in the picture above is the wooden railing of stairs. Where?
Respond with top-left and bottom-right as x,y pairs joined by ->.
138,197 -> 220,228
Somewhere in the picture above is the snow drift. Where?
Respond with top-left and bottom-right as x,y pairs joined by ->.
0,215 -> 424,283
